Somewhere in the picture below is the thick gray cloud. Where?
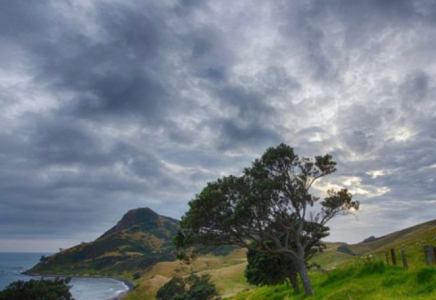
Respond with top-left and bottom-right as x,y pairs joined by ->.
1,0 -> 436,251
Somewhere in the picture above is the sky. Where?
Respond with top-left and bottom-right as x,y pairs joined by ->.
1,0 -> 436,252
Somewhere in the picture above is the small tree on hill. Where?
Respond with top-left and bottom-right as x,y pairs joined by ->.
175,144 -> 359,295
156,274 -> 219,300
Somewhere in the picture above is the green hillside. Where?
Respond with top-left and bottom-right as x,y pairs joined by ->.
27,210 -> 436,299
226,263 -> 436,300
125,217 -> 436,300
124,248 -> 249,300
27,208 -> 179,279
227,219 -> 436,300
312,218 -> 436,270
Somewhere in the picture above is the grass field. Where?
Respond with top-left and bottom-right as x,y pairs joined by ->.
125,248 -> 250,300
312,219 -> 436,271
226,219 -> 436,300
226,262 -> 436,300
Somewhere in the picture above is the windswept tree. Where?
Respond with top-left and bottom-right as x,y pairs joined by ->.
175,144 -> 359,295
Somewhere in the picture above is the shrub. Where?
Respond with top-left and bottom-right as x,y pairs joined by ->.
156,274 -> 219,300
0,278 -> 74,300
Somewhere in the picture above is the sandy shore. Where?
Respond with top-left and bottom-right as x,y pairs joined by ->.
107,277 -> 135,299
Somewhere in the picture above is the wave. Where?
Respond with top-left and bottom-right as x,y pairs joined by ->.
119,281 -> 129,292
100,279 -> 129,300
103,288 -> 127,300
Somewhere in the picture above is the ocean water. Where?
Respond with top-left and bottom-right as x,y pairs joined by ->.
0,252 -> 129,300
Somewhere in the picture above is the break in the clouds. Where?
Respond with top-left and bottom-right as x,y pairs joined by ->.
1,0 -> 436,251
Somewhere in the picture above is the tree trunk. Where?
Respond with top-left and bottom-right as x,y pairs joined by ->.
289,273 -> 300,294
298,262 -> 314,295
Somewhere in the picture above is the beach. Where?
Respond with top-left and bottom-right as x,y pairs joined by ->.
26,274 -> 135,300
107,278 -> 134,300
108,290 -> 129,300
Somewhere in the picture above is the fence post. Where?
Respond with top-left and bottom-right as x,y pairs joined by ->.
391,248 -> 397,265
385,252 -> 389,264
401,248 -> 408,270
434,247 -> 436,264
379,253 -> 382,262
424,246 -> 436,265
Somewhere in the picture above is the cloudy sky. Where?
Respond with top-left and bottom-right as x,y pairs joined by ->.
1,0 -> 436,252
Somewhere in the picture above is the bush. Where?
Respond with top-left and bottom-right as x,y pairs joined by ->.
156,274 -> 219,300
245,247 -> 295,287
0,278 -> 74,300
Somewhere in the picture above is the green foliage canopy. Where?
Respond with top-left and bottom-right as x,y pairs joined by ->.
175,144 -> 359,295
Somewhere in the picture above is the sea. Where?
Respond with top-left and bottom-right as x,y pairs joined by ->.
0,252 -> 130,300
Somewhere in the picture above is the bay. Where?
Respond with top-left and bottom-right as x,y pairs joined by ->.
0,252 -> 129,300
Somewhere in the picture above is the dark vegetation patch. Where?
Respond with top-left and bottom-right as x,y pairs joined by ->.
336,245 -> 356,256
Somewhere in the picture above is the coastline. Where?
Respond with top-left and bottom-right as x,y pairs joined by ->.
24,272 -> 135,299
107,289 -> 129,300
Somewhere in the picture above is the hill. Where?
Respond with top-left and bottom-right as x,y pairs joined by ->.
225,262 -> 436,300
27,208 -> 179,279
125,248 -> 249,300
312,218 -> 436,270
27,210 -> 436,299
126,218 -> 436,299
227,218 -> 436,300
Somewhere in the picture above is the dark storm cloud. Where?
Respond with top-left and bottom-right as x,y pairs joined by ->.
0,1 -> 49,38
32,3 -> 174,122
1,0 -> 436,250
215,118 -> 281,151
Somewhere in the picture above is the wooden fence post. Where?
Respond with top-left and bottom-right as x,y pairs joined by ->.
385,252 -> 389,264
379,253 -> 382,262
424,246 -> 436,265
434,247 -> 436,264
401,248 -> 408,270
391,248 -> 397,265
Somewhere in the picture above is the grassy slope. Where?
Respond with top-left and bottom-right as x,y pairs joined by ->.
226,263 -> 436,300
312,219 -> 436,270
349,219 -> 436,255
227,219 -> 436,300
126,218 -> 436,299
125,248 -> 249,300
311,242 -> 355,269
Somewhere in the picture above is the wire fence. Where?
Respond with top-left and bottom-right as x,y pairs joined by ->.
355,245 -> 436,269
